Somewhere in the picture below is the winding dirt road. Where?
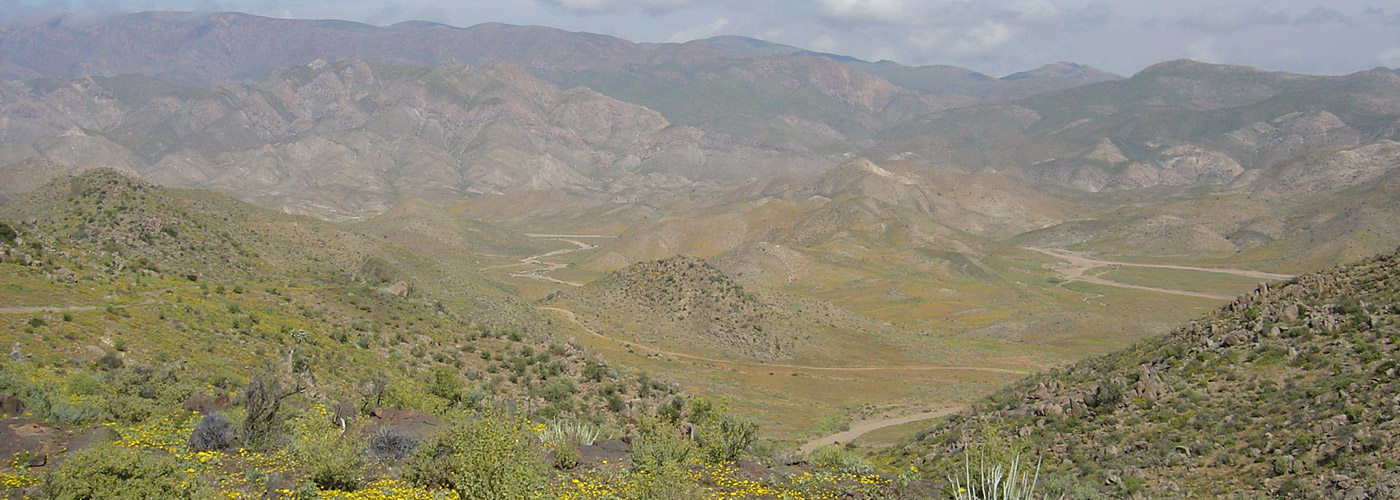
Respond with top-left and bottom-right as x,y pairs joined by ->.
486,234 -> 616,287
1027,247 -> 1292,300
539,305 -> 1002,452
797,406 -> 963,454
538,307 -> 1032,376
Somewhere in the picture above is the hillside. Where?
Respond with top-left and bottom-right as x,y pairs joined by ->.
545,256 -> 810,360
0,170 -> 672,428
892,247 -> 1400,498
0,170 -> 925,500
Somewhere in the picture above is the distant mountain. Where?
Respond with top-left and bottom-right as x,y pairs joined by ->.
0,12 -> 980,156
872,60 -> 1400,191
695,36 -> 1123,102
0,58 -> 833,220
892,247 -> 1400,498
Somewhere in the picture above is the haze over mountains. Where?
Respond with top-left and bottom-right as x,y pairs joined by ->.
2,10 -> 1400,498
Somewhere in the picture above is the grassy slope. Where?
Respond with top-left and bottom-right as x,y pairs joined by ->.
891,248 -> 1400,498
0,169 -> 675,429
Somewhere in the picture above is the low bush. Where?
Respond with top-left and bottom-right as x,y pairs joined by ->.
37,443 -> 205,499
190,412 -> 234,452
628,418 -> 693,474
291,407 -> 365,492
403,411 -> 547,500
367,427 -> 420,462
806,445 -> 874,476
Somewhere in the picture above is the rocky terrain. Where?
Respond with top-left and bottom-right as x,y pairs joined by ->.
893,247 -> 1400,498
546,256 -> 808,360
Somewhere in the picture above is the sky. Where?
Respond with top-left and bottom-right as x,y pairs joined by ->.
6,0 -> 1400,77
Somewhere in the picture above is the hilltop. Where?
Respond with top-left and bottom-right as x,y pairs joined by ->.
892,247 -> 1400,498
545,256 -> 810,360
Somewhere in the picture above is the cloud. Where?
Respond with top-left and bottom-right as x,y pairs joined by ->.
904,21 -> 1020,59
537,0 -> 697,15
668,17 -> 729,42
814,0 -> 917,24
1380,47 -> 1400,68
1004,0 -> 1061,24
1293,6 -> 1350,26
1177,6 -> 1290,34
1186,37 -> 1221,63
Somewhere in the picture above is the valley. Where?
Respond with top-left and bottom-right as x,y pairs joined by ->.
0,10 -> 1398,499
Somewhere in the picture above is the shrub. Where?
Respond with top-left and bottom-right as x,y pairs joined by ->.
551,439 -> 580,470
190,413 -> 234,452
367,427 -> 420,462
629,418 -> 693,474
427,366 -> 465,404
690,399 -> 757,463
96,351 -> 124,371
38,443 -> 205,499
540,419 -> 603,470
806,445 -> 874,476
540,419 -> 602,448
625,461 -> 702,500
403,412 -> 547,500
291,408 -> 364,492
0,222 -> 16,243
947,451 -> 1045,500
240,374 -> 303,452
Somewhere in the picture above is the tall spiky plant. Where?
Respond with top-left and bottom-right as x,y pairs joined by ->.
948,450 -> 1055,500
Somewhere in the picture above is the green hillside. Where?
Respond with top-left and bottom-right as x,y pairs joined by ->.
892,247 -> 1400,498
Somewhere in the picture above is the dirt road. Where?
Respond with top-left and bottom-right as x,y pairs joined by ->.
797,406 -> 964,454
538,307 -> 1034,376
490,234 -> 615,287
1026,247 -> 1292,300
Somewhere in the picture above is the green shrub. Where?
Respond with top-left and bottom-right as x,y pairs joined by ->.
541,419 -> 604,470
690,399 -> 757,463
806,445 -> 874,476
625,461 -> 702,500
551,439 -> 580,470
403,411 -> 547,500
291,408 -> 364,492
0,221 -> 16,243
629,418 -> 693,474
38,443 -> 205,499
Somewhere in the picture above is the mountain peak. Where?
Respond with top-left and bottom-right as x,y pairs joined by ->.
1002,61 -> 1120,81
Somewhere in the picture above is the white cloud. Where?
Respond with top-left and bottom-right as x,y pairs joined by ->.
904,21 -> 1019,59
1186,37 -> 1220,63
668,17 -> 729,42
1007,0 -> 1062,24
539,0 -> 696,14
1177,6 -> 1291,34
1379,47 -> 1400,68
815,0 -> 918,24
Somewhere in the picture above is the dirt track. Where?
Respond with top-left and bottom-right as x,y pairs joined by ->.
797,406 -> 964,454
1026,247 -> 1293,300
538,307 -> 1033,376
484,234 -> 615,286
